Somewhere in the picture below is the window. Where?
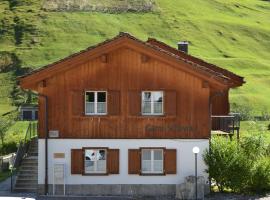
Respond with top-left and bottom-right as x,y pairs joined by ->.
142,91 -> 163,115
85,91 -> 107,115
84,149 -> 107,174
141,149 -> 164,174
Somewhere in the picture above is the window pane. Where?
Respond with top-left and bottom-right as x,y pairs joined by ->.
97,102 -> 106,113
153,160 -> 163,172
96,150 -> 106,172
142,160 -> 151,172
86,102 -> 95,113
97,92 -> 106,102
142,150 -> 151,160
154,150 -> 163,160
86,92 -> 94,102
142,102 -> 151,114
85,150 -> 96,172
153,102 -> 162,114
97,160 -> 106,172
153,92 -> 163,102
97,150 -> 106,160
142,92 -> 151,101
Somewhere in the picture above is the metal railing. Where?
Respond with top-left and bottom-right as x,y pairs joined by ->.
10,121 -> 38,192
211,113 -> 240,133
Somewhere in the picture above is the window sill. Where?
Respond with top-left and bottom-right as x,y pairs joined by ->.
82,172 -> 108,176
140,172 -> 165,176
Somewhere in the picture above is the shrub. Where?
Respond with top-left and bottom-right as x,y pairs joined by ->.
204,135 -> 270,193
248,157 -> 270,193
203,137 -> 251,192
0,141 -> 18,155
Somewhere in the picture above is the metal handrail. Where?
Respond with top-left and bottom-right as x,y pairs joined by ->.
10,121 -> 38,192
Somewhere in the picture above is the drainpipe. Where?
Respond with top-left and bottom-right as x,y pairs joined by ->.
21,89 -> 49,195
38,94 -> 48,195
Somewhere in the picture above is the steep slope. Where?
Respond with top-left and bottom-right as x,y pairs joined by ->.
0,0 -> 270,115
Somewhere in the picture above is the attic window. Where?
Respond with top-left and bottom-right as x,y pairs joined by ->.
85,91 -> 107,115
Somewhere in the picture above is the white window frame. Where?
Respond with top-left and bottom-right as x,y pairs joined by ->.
141,149 -> 164,174
84,148 -> 107,174
85,91 -> 107,115
141,91 -> 164,116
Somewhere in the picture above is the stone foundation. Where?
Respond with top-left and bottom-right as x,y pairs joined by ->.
38,182 -> 209,199
38,184 -> 176,196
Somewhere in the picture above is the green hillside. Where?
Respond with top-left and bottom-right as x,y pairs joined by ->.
0,0 -> 270,115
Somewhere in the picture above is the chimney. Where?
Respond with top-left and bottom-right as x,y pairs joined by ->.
177,41 -> 189,54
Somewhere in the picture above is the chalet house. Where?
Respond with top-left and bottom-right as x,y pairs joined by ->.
19,32 -> 244,196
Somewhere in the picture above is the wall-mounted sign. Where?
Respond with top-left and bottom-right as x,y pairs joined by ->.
54,153 -> 65,159
49,130 -> 59,138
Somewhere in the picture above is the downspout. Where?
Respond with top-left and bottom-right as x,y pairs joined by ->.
22,89 -> 49,195
38,94 -> 48,195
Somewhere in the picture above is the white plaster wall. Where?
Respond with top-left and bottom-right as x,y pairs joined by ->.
38,139 -> 209,185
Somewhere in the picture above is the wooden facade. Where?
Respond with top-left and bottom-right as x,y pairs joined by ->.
19,33 -> 244,140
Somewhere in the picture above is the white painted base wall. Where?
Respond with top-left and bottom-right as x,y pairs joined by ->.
38,139 -> 209,185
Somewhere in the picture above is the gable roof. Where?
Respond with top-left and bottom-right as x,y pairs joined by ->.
147,38 -> 244,87
19,32 -> 244,90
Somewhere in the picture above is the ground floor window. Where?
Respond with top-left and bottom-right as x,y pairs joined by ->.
84,148 -> 107,174
141,148 -> 164,174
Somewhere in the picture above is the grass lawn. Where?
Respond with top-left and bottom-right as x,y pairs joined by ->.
0,0 -> 270,115
240,120 -> 270,143
5,121 -> 30,144
0,170 -> 10,182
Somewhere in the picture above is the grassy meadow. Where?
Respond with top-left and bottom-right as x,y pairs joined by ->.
0,0 -> 269,116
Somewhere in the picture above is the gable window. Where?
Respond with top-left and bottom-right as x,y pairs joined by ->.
142,91 -> 163,115
141,149 -> 164,174
85,91 -> 107,115
84,149 -> 107,174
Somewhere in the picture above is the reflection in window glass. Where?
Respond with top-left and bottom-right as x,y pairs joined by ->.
141,149 -> 163,174
84,149 -> 107,173
142,91 -> 163,115
85,91 -> 107,115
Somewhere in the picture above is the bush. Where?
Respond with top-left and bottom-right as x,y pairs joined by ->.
0,141 -> 18,155
204,135 -> 270,193
248,158 -> 270,193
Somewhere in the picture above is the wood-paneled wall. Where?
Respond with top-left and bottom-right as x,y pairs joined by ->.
38,47 -> 211,139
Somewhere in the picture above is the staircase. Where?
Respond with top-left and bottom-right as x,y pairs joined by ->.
14,138 -> 38,193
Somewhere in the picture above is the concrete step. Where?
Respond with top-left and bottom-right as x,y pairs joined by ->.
15,182 -> 37,188
16,177 -> 37,182
19,170 -> 38,176
14,187 -> 37,193
17,174 -> 38,180
27,152 -> 38,157
20,165 -> 38,170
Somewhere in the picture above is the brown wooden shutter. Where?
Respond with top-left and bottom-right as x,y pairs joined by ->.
107,149 -> 119,174
128,90 -> 141,116
108,91 -> 120,115
71,149 -> 83,174
71,90 -> 84,116
165,90 -> 177,116
128,149 -> 141,174
164,149 -> 177,174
